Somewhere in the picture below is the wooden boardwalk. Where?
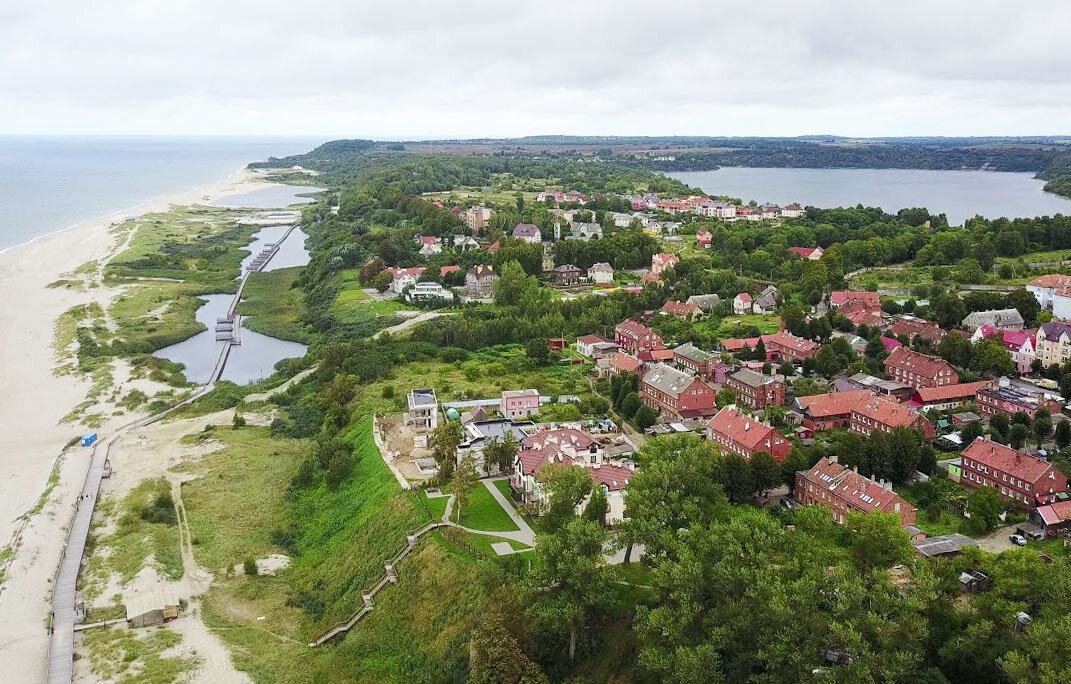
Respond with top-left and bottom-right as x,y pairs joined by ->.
45,222 -> 301,681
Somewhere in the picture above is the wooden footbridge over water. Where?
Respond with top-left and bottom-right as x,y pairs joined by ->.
44,223 -> 299,682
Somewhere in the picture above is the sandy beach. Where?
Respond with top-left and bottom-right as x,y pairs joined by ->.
0,168 -> 277,682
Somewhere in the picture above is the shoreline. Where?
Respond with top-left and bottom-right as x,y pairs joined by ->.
0,166 -> 279,684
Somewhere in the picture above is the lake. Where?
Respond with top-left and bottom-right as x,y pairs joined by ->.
667,168 -> 1071,225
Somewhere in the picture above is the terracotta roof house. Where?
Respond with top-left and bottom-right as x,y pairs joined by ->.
884,346 -> 959,389
795,456 -> 917,526
608,352 -> 642,375
764,330 -> 820,361
789,246 -> 824,260
706,407 -> 791,462
721,337 -> 761,353
576,335 -> 615,358
1027,274 -> 1071,319
614,319 -> 664,354
849,395 -> 935,440
651,252 -> 680,275
830,291 -> 880,310
696,229 -> 713,248
726,369 -> 785,410
641,363 -> 719,421
881,336 -> 903,352
660,300 -> 700,318
439,265 -> 461,278
910,380 -> 993,411
961,308 -> 1025,333
512,223 -> 542,243
387,266 -> 426,294
636,347 -> 675,368
487,239 -> 501,254
1032,501 -> 1071,538
961,438 -> 1067,509
793,390 -> 873,432
971,327 -> 1036,374
888,317 -> 946,345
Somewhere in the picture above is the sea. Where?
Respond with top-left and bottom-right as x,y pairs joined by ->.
0,135 -> 322,252
667,167 -> 1071,226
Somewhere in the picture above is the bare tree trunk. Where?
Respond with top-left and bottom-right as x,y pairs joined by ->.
624,541 -> 634,565
569,626 -> 577,661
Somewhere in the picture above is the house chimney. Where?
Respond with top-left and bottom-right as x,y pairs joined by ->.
894,502 -> 901,512
853,465 -> 858,473
829,454 -> 838,464
884,481 -> 893,493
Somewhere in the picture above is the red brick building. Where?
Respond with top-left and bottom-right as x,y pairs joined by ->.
830,291 -> 881,310
977,385 -> 1064,420
614,319 -> 664,354
909,380 -> 993,411
794,456 -> 917,526
763,330 -> 820,361
793,390 -> 872,432
888,317 -> 946,345
884,346 -> 959,389
849,395 -> 936,440
726,369 -> 785,410
705,407 -> 791,462
961,438 -> 1068,509
673,343 -> 721,380
640,363 -> 718,420
661,300 -> 700,318
608,352 -> 641,375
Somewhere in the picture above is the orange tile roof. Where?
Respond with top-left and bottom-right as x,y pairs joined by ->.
797,390 -> 872,418
706,407 -> 782,452
915,380 -> 992,403
801,457 -> 914,515
885,346 -> 955,378
851,395 -> 926,429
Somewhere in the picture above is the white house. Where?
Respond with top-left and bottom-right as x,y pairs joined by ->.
406,281 -> 455,303
417,236 -> 442,257
1027,275 -> 1071,320
571,222 -> 603,240
512,223 -> 542,243
733,292 -> 753,315
389,267 -> 425,294
588,262 -> 614,284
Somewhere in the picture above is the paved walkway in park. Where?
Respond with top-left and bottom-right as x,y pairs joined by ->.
432,478 -> 536,551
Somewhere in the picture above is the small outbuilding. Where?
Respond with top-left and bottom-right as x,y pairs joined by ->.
125,591 -> 180,628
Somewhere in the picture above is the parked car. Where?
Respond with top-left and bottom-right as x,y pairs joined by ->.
1009,534 -> 1028,546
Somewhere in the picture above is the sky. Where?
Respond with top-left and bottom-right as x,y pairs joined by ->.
2,0 -> 1070,139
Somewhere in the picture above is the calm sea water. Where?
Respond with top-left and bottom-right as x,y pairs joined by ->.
0,135 -> 321,251
668,167 -> 1071,225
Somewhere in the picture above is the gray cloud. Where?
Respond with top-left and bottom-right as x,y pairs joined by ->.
1,0 -> 1068,136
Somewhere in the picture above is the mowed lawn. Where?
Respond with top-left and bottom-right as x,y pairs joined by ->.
453,482 -> 519,532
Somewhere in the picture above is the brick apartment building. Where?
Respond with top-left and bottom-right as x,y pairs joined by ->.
673,343 -> 721,380
884,346 -> 959,389
726,369 -> 785,410
977,385 -> 1064,420
960,438 -> 1068,509
614,319 -> 665,355
795,456 -> 917,526
640,363 -> 719,421
793,390 -> 872,432
705,407 -> 791,462
849,395 -> 936,440
763,330 -> 820,361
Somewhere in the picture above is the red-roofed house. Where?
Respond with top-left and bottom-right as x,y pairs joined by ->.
793,390 -> 872,432
487,239 -> 501,254
706,408 -> 791,462
614,319 -> 664,354
417,235 -> 442,256
884,346 -> 959,389
830,291 -> 881,310
439,265 -> 461,278
971,326 -> 1036,374
660,300 -> 700,319
789,246 -> 824,260
909,380 -> 994,411
795,456 -> 917,526
387,266 -> 426,294
608,352 -> 642,375
849,395 -> 935,440
961,438 -> 1067,508
1032,501 -> 1071,538
732,292 -> 753,315
696,229 -> 713,248
888,317 -> 946,346
651,252 -> 680,275
881,336 -> 903,352
764,330 -> 820,361
576,335 -> 616,358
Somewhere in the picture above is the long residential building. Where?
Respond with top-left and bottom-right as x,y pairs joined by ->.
705,407 -> 791,462
908,380 -> 993,411
884,346 -> 959,389
960,438 -> 1067,509
640,363 -> 719,421
673,343 -> 721,380
1027,274 -> 1071,320
793,390 -> 873,432
763,330 -> 820,361
977,384 -> 1063,420
849,395 -> 936,440
795,456 -> 917,526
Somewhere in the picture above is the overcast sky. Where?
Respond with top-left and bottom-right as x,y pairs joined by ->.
2,0 -> 1069,138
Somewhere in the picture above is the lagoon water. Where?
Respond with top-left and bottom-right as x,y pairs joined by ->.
238,224 -> 310,273
0,135 -> 321,251
667,167 -> 1071,225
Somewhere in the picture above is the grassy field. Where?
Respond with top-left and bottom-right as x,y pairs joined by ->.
329,269 -> 417,326
81,478 -> 183,601
82,626 -> 200,684
453,482 -> 519,532
236,266 -> 313,343
696,313 -> 782,339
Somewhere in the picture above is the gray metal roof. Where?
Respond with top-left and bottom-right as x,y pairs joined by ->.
674,343 -> 713,364
962,308 -> 1024,330
643,363 -> 699,397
